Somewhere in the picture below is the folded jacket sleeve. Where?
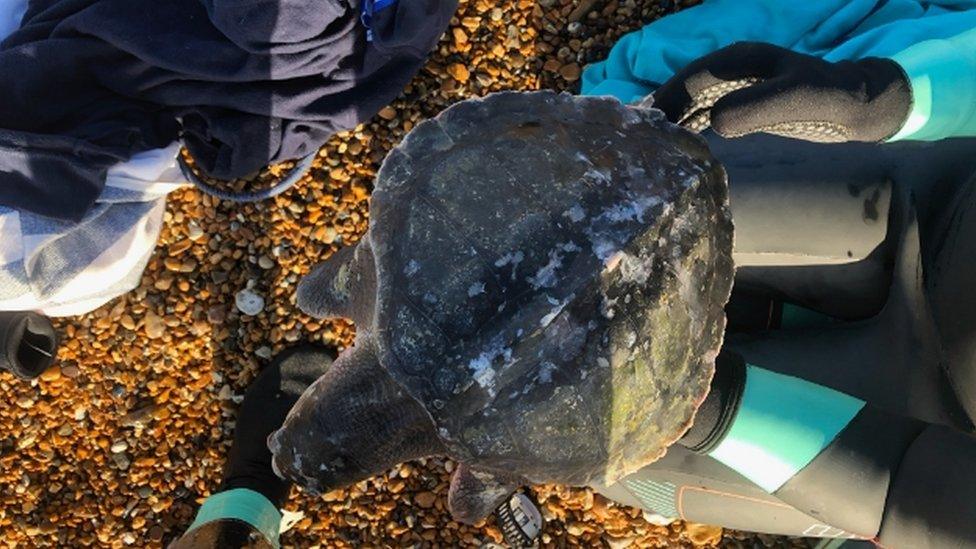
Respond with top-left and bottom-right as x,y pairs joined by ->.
887,28 -> 976,141
579,0 -> 852,102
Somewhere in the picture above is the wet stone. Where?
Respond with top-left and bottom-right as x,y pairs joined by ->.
112,453 -> 131,471
207,306 -> 226,325
144,311 -> 166,339
235,289 -> 265,316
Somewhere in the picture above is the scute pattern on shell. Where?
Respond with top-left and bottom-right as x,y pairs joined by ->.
368,91 -> 734,486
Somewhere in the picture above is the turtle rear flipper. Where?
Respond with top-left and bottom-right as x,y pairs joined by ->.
448,463 -> 522,525
297,236 -> 377,325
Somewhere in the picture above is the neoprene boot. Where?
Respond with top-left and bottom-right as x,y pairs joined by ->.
221,344 -> 338,507
0,311 -> 58,380
171,344 -> 336,549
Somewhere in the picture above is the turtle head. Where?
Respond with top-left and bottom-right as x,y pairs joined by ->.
268,336 -> 446,494
267,333 -> 524,524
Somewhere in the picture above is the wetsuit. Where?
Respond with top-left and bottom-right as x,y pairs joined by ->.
596,133 -> 976,547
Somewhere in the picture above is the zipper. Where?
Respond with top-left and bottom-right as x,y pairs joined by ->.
360,0 -> 398,42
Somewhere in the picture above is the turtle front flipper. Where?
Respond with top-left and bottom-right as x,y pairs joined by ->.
448,463 -> 522,524
297,236 -> 377,326
268,335 -> 445,494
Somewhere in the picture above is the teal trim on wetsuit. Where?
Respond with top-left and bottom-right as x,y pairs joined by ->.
580,0 -> 976,140
888,28 -> 976,141
187,488 -> 282,548
707,366 -> 865,492
780,304 -> 837,330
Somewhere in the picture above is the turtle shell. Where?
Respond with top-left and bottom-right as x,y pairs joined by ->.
367,91 -> 733,485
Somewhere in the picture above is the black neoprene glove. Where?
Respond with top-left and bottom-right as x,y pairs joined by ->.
220,344 -> 336,507
654,42 -> 912,142
0,312 -> 58,380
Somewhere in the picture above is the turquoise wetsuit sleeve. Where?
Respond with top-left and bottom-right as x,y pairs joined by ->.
186,488 -> 282,548
579,0 -> 851,102
887,28 -> 976,141
707,366 -> 865,492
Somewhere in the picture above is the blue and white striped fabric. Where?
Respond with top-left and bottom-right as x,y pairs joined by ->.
0,0 -> 187,316
0,143 -> 187,316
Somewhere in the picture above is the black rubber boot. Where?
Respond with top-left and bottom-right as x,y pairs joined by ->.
0,312 -> 58,380
220,344 -> 337,507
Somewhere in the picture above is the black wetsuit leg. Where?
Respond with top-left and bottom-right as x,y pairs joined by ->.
598,349 -> 976,544
918,168 -> 976,426
875,425 -> 976,548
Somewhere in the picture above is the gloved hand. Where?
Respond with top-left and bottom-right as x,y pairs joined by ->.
653,42 -> 912,142
220,344 -> 335,507
0,312 -> 58,380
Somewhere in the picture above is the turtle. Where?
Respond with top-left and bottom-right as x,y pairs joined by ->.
269,90 -> 734,523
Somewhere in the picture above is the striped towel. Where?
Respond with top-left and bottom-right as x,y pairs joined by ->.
0,144 -> 187,316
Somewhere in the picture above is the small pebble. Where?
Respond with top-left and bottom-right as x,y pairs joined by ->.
559,63 -> 582,81
414,492 -> 437,509
566,522 -> 587,536
112,453 -> 131,471
143,311 -> 165,339
235,289 -> 265,316
447,63 -> 471,83
207,306 -> 226,325
187,222 -> 204,241
39,366 -> 61,382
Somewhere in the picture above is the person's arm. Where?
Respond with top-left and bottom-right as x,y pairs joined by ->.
580,0 -> 853,102
887,28 -> 976,141
643,27 -> 976,143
